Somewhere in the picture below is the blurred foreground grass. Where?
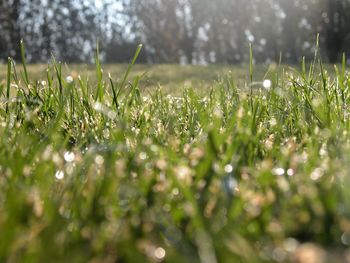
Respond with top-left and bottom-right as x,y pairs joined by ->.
1,48 -> 350,262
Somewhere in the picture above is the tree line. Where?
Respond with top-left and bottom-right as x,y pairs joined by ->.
1,0 -> 350,64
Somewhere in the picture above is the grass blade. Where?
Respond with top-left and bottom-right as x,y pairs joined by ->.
95,41 -> 103,101
20,40 -> 29,86
6,57 -> 11,115
118,44 -> 143,93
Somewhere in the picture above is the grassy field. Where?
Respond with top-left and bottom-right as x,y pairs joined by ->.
1,46 -> 350,263
0,63 -> 270,95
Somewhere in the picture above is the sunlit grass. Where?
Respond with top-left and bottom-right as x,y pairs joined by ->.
1,46 -> 350,262
0,63 -> 270,95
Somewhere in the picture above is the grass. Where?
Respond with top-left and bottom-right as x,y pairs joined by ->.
1,45 -> 350,263
0,63 -> 270,95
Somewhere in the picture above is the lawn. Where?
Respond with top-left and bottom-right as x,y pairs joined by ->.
1,48 -> 350,262
0,63 -> 271,94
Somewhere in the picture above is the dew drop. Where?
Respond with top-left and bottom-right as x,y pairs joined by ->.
139,152 -> 148,160
270,118 -> 277,127
341,233 -> 350,245
154,247 -> 166,260
263,79 -> 272,89
310,168 -> 324,181
224,164 -> 233,173
273,168 -> 285,176
64,151 -> 75,162
172,188 -> 179,196
95,155 -> 105,166
287,168 -> 295,176
66,76 -> 73,83
55,170 -> 64,180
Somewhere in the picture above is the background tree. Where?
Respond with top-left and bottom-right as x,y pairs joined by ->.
321,0 -> 350,62
0,0 -> 22,61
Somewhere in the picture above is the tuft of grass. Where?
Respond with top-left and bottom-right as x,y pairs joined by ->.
1,44 -> 350,263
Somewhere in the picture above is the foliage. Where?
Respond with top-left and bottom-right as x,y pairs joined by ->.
1,46 -> 350,262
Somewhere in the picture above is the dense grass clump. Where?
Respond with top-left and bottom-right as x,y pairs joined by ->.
1,44 -> 350,262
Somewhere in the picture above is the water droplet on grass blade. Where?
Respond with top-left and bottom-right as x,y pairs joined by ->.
93,102 -> 103,111
263,79 -> 272,90
55,170 -> 64,180
287,168 -> 295,176
283,238 -> 299,253
64,151 -> 75,162
66,76 -> 73,83
175,166 -> 192,185
273,168 -> 285,176
154,247 -> 166,260
341,233 -> 350,245
270,118 -> 277,127
172,188 -> 179,196
224,164 -> 233,173
310,168 -> 324,181
139,152 -> 148,160
95,155 -> 104,166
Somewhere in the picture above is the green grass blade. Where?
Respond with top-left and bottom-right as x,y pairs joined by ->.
249,44 -> 253,110
95,41 -> 103,101
118,44 -> 143,93
6,57 -> 11,115
20,40 -> 29,86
